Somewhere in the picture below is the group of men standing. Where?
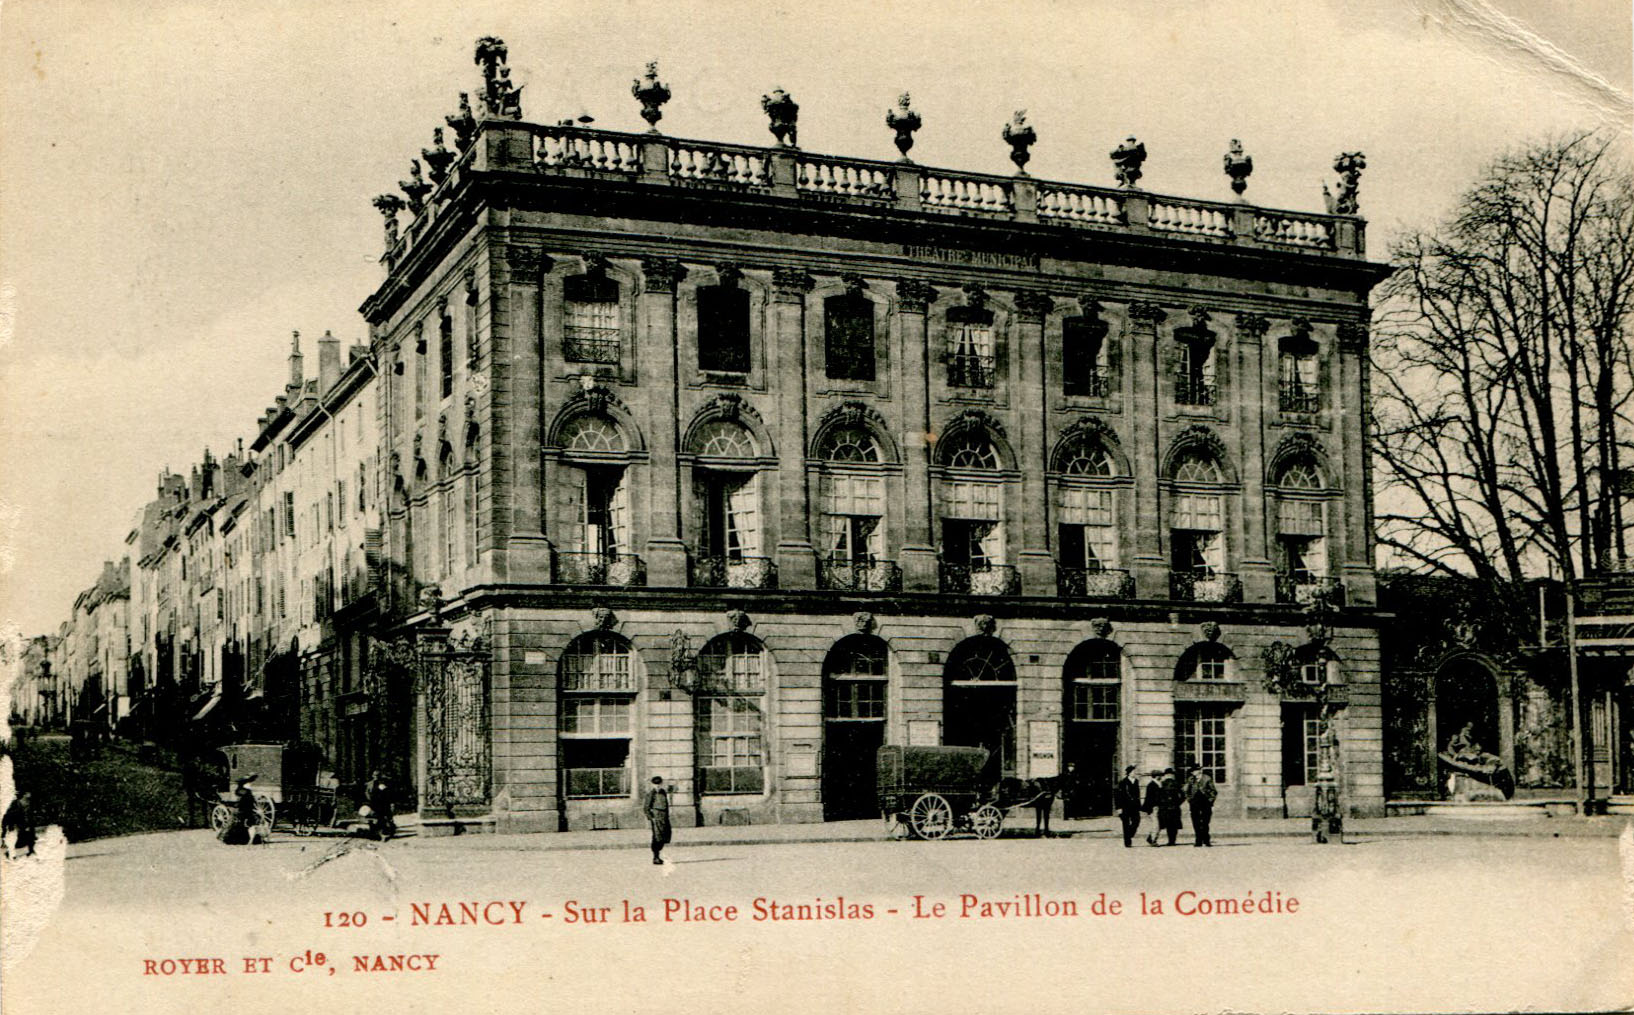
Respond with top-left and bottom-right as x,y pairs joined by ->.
1113,764 -> 1217,847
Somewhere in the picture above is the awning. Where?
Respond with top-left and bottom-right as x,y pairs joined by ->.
193,694 -> 223,721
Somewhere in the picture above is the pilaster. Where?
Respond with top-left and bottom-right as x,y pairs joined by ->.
896,279 -> 939,592
1126,301 -> 1167,597
639,256 -> 689,587
1014,290 -> 1055,595
1235,312 -> 1274,603
772,268 -> 818,588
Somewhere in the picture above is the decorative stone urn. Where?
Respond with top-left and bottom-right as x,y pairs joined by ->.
1001,110 -> 1037,175
1223,139 -> 1253,197
761,89 -> 800,147
1110,136 -> 1147,188
631,61 -> 671,132
885,92 -> 922,161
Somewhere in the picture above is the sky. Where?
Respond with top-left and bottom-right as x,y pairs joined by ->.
0,0 -> 1629,640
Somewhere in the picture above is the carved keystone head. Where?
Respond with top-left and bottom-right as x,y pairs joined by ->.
592,607 -> 617,631
1088,617 -> 1114,640
726,609 -> 752,632
973,614 -> 997,636
852,611 -> 876,634
1199,621 -> 1222,642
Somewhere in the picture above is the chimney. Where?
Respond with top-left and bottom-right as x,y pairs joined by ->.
318,329 -> 341,394
288,330 -> 304,389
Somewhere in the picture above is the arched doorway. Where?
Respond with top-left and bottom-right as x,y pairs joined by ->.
822,635 -> 888,820
1062,640 -> 1122,817
1433,658 -> 1500,762
944,637 -> 1017,776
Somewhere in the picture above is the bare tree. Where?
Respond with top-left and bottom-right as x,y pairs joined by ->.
1372,133 -> 1634,582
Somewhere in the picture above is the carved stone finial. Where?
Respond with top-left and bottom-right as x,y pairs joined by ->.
475,36 -> 523,119
1199,621 -> 1222,642
1110,136 -> 1148,189
399,161 -> 432,214
421,128 -> 456,186
886,93 -> 922,162
445,92 -> 478,150
1001,110 -> 1037,175
1088,617 -> 1114,640
896,279 -> 937,314
761,88 -> 799,147
592,607 -> 617,631
725,609 -> 752,632
1223,139 -> 1253,198
1332,152 -> 1366,215
1015,290 -> 1054,323
973,614 -> 997,636
852,611 -> 876,634
631,60 -> 672,132
372,194 -> 404,249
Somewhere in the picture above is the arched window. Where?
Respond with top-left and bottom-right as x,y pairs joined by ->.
822,634 -> 889,820
1170,451 -> 1226,592
940,431 -> 1000,470
824,636 -> 887,719
1056,436 -> 1119,580
817,425 -> 882,463
559,414 -> 626,454
944,636 -> 1017,775
1174,640 -> 1233,784
1065,641 -> 1121,721
560,633 -> 637,798
693,420 -> 756,459
696,633 -> 767,794
563,273 -> 621,364
1178,641 -> 1234,681
1273,456 -> 1330,602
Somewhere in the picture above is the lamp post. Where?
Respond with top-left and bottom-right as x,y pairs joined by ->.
668,630 -> 706,828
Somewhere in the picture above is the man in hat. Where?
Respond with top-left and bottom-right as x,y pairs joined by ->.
643,775 -> 672,865
1183,762 -> 1217,846
1142,767 -> 1183,846
366,770 -> 396,840
4,792 -> 37,858
1113,766 -> 1142,847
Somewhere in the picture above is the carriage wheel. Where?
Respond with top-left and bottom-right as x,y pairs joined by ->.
254,796 -> 276,832
908,793 -> 953,840
209,803 -> 232,835
971,804 -> 1004,840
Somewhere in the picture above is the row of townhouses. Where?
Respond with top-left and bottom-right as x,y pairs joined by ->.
12,39 -> 1630,829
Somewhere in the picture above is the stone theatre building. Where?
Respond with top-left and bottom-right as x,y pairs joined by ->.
365,42 -> 1390,832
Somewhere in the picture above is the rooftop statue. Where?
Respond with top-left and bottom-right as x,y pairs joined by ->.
475,36 -> 522,119
885,92 -> 921,162
398,161 -> 431,214
1110,136 -> 1147,189
445,92 -> 477,150
1223,139 -> 1253,197
1002,110 -> 1037,175
422,128 -> 456,186
1332,151 -> 1366,214
631,61 -> 672,132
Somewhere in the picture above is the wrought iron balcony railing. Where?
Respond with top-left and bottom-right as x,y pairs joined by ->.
1065,367 -> 1110,398
1279,383 -> 1321,414
563,331 -> 622,365
1275,574 -> 1344,606
1175,378 -> 1216,406
693,555 -> 777,589
1056,567 -> 1134,599
940,562 -> 1020,596
1169,570 -> 1243,603
819,558 -> 903,593
947,353 -> 996,389
554,551 -> 648,587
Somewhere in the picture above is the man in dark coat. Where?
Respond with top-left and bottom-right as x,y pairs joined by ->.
1143,768 -> 1183,845
221,775 -> 263,845
643,775 -> 672,865
4,792 -> 37,858
1113,766 -> 1142,847
1183,763 -> 1217,846
366,771 -> 396,840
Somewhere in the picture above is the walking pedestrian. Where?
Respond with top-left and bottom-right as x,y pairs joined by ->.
4,792 -> 37,858
366,771 -> 396,840
1113,766 -> 1142,847
220,775 -> 265,846
643,775 -> 672,865
1143,767 -> 1182,845
1183,763 -> 1217,846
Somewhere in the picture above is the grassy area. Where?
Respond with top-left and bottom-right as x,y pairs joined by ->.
6,734 -> 196,841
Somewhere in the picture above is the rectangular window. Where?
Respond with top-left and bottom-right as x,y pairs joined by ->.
703,472 -> 760,559
700,695 -> 765,794
824,295 -> 875,381
336,481 -> 346,528
1062,316 -> 1109,397
1175,341 -> 1215,405
946,306 -> 996,388
439,313 -> 454,399
563,275 -> 621,364
1279,352 -> 1320,412
414,326 -> 427,419
580,468 -> 629,556
563,738 -> 631,798
822,474 -> 884,562
1279,535 -> 1328,580
465,472 -> 479,560
464,281 -> 479,367
825,679 -> 886,720
1071,682 -> 1120,722
441,486 -> 457,574
1057,486 -> 1116,568
697,286 -> 752,373
1282,706 -> 1321,786
1176,705 -> 1229,784
283,493 -> 296,538
561,696 -> 632,735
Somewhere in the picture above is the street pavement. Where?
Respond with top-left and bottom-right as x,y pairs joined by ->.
4,815 -> 1632,1015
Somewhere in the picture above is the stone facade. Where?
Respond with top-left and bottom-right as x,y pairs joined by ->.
359,47 -> 1391,831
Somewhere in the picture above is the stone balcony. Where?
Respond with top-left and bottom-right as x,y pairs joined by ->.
381,119 -> 1368,273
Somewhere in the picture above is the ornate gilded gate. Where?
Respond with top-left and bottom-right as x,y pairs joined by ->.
419,630 -> 492,815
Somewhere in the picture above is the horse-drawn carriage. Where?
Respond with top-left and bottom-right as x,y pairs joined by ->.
208,742 -> 340,837
876,744 -> 1011,840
